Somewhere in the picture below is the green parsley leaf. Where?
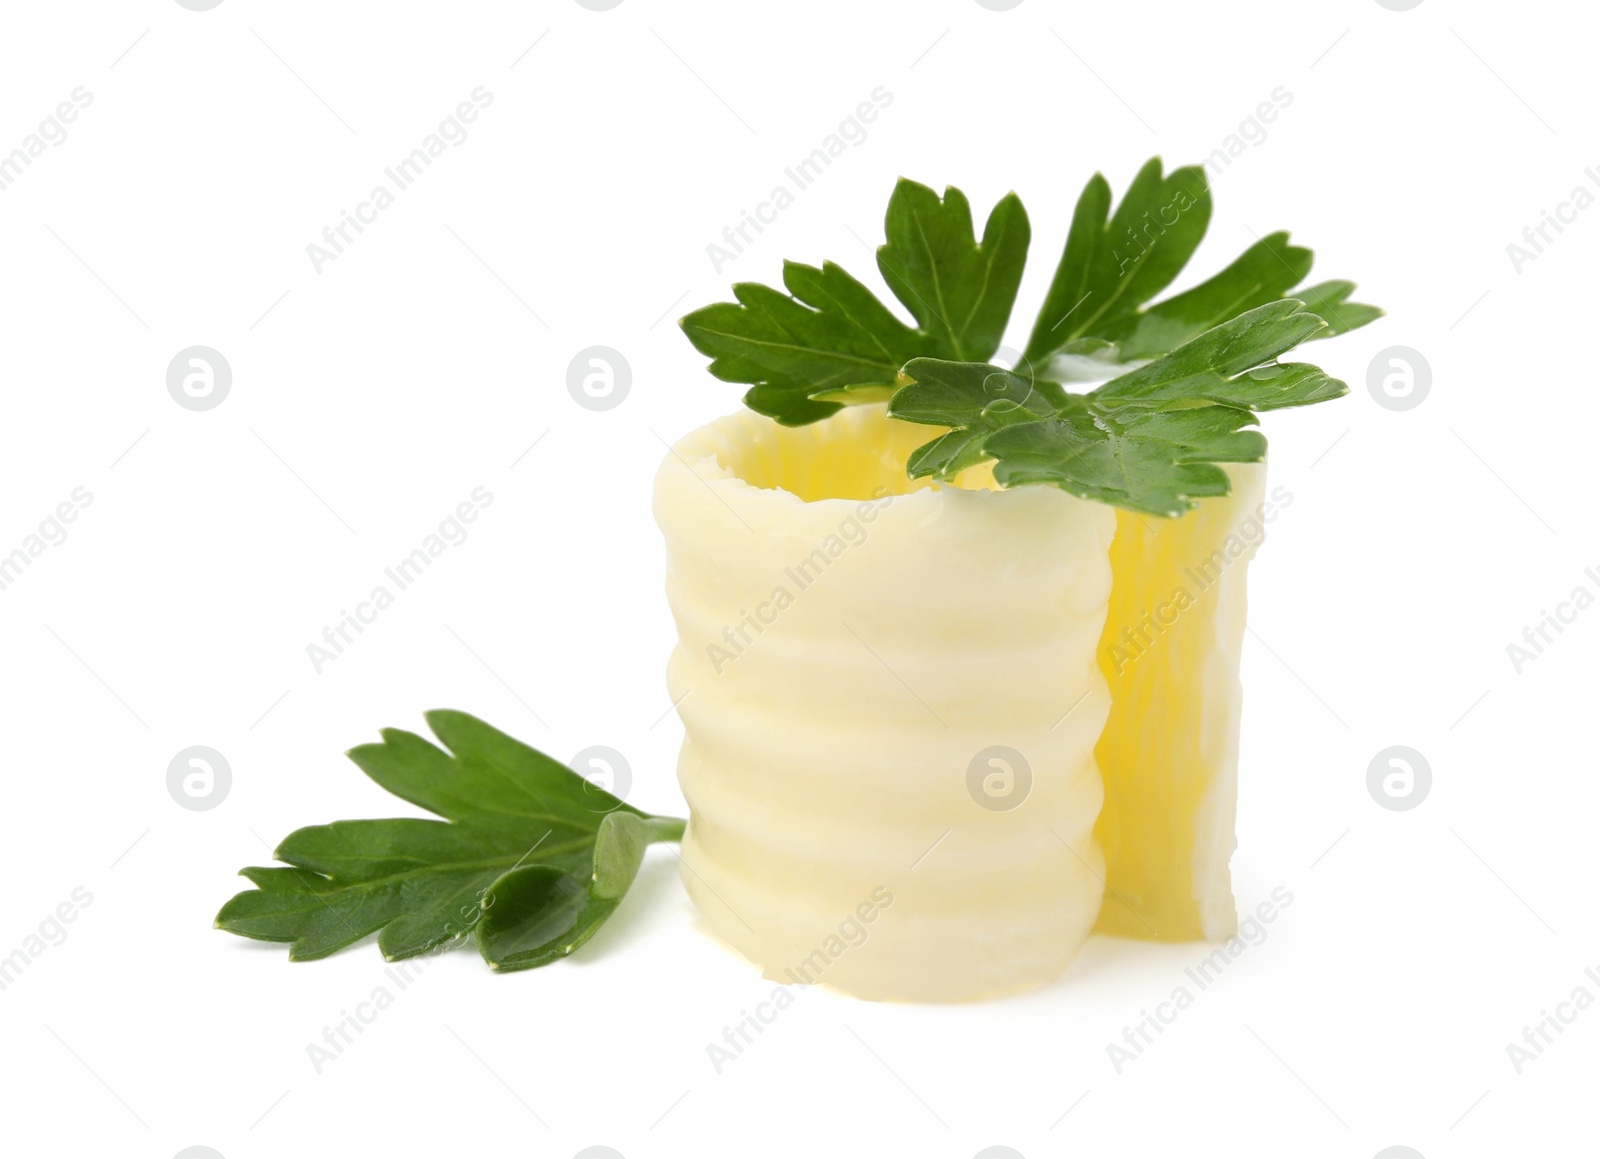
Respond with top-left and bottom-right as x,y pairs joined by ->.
1096,230 -> 1313,362
1022,158 -> 1213,363
679,260 -> 925,427
215,711 -> 685,973
1293,278 -> 1385,337
876,179 -> 1030,362
679,183 -> 1029,425
983,403 -> 1264,516
679,157 -> 1380,511
891,359 -> 1066,479
476,811 -> 678,971
682,158 -> 1377,427
1091,298 -> 1331,410
891,301 -> 1350,517
1020,159 -> 1380,367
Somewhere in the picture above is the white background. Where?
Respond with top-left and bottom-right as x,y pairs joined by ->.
0,1 -> 1594,1156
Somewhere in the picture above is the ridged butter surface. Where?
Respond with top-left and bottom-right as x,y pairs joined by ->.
654,406 -> 1116,1002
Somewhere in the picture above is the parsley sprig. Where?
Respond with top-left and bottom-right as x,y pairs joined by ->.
215,712 -> 684,972
892,300 -> 1345,516
680,157 -> 1379,516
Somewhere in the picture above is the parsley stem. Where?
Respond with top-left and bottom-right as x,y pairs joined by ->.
644,815 -> 687,843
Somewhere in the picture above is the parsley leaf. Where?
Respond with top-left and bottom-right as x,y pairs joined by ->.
679,260 -> 925,426
679,181 -> 1028,425
679,157 -> 1380,511
1089,230 -> 1312,362
215,711 -> 685,972
891,301 -> 1347,517
1293,278 -> 1385,337
876,179 -> 1030,362
1022,158 -> 1213,363
1020,159 -> 1380,367
888,360 -> 1066,480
